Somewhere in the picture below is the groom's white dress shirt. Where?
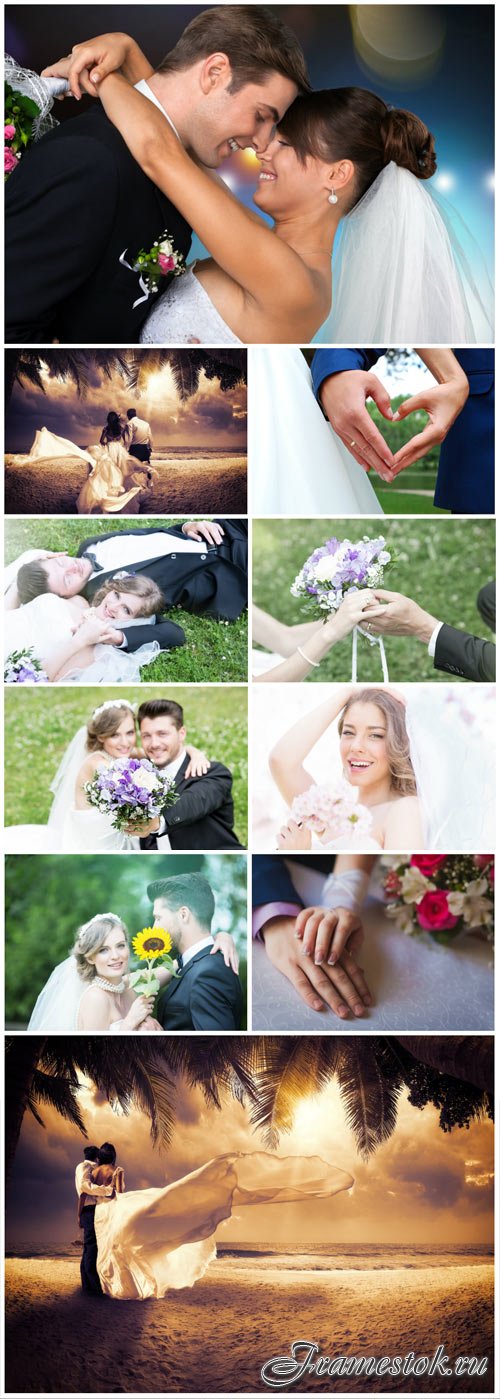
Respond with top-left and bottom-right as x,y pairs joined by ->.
179,936 -> 216,970
155,748 -> 188,848
124,416 -> 153,448
135,80 -> 182,138
85,533 -> 208,577
75,1161 -> 114,1208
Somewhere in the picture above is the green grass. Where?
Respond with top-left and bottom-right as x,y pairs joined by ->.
5,517 -> 248,682
252,517 -> 494,682
5,684 -> 248,842
374,489 -> 448,515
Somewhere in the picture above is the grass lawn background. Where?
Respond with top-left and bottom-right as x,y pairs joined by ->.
252,517 -> 495,682
5,517 -> 247,683
4,684 -> 248,842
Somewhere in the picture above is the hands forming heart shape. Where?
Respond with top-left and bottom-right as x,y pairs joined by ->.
321,368 -> 469,483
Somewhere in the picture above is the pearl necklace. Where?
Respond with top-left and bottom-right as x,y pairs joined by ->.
93,975 -> 127,994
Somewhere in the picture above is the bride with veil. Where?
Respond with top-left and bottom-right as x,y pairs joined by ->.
260,685 -> 495,853
86,1146 -> 353,1299
3,573 -> 166,684
32,34 -> 493,345
6,699 -> 210,855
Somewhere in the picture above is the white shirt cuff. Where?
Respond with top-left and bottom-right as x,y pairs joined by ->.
428,622 -> 443,659
158,815 -> 167,836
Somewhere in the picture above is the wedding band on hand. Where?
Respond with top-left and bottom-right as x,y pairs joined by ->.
349,439 -> 357,449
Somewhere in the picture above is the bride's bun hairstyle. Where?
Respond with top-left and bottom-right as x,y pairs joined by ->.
72,913 -> 128,983
92,574 -> 166,619
278,88 -> 436,209
156,5 -> 310,95
338,688 -> 417,796
86,700 -> 137,753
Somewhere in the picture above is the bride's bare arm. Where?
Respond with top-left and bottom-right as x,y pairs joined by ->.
97,75 -> 313,312
269,686 -> 354,805
42,33 -> 152,100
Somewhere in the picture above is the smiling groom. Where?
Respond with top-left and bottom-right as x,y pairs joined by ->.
6,6 -> 309,343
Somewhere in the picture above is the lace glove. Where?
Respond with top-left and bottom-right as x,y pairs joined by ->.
321,868 -> 370,913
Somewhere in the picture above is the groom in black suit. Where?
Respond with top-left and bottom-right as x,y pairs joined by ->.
12,518 -> 248,655
5,7 -> 308,342
149,874 -> 243,1030
136,699 -> 243,850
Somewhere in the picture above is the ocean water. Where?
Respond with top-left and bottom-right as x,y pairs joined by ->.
7,1241 -> 492,1269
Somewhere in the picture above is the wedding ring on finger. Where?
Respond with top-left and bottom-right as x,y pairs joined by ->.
349,439 -> 357,449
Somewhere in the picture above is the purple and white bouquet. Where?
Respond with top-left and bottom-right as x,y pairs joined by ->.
83,757 -> 178,833
290,535 -> 393,619
291,779 -> 373,844
4,648 -> 49,683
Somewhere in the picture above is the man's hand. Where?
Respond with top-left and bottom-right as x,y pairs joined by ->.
124,816 -> 160,836
319,370 -> 396,482
391,377 -> 469,476
182,520 -> 224,546
363,590 -> 438,642
294,905 -> 364,966
262,916 -> 372,1018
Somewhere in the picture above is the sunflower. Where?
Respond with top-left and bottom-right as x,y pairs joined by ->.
132,927 -> 172,960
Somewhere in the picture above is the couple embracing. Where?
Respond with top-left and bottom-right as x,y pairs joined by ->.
4,518 -> 247,683
29,875 -> 243,1032
6,5 -> 492,346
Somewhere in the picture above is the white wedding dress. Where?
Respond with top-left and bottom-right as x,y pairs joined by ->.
27,429 -> 144,514
94,1152 -> 353,1299
3,593 -> 160,683
140,265 -> 243,346
249,348 -> 382,515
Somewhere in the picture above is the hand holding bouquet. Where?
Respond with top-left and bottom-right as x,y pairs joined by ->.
291,779 -> 373,845
291,535 -> 393,619
84,757 -> 178,832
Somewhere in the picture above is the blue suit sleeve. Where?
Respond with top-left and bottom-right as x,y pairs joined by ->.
311,350 -> 384,401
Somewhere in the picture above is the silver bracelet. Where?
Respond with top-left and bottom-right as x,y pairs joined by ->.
296,645 -> 321,668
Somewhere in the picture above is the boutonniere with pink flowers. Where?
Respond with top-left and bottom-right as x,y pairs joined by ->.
119,230 -> 186,308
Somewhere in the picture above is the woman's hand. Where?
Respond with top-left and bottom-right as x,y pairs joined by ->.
295,906 -> 364,966
123,994 -> 156,1030
42,33 -> 141,101
211,933 -> 239,973
330,589 -> 385,640
137,1015 -> 163,1033
71,612 -> 119,647
185,746 -> 211,779
276,818 -> 312,850
262,915 -> 372,1018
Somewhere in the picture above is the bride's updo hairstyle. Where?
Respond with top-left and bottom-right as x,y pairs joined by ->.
339,689 -> 417,796
86,701 -> 136,753
277,88 -> 436,209
72,913 -> 128,983
92,574 -> 165,618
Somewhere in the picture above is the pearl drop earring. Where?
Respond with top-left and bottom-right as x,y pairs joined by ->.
328,189 -> 338,204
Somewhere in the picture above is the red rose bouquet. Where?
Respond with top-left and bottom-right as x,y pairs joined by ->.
382,855 -> 494,945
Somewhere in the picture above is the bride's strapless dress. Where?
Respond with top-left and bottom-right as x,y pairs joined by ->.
95,1152 -> 352,1299
4,594 -> 160,684
249,348 -> 383,515
140,265 -> 243,346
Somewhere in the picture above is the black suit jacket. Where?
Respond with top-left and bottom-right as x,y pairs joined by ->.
157,946 -> 243,1030
434,625 -> 495,682
77,520 -> 248,624
5,105 -> 192,343
253,855 -> 335,908
141,753 -> 243,850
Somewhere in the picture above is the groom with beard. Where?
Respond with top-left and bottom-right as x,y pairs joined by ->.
6,6 -> 308,343
133,698 -> 243,850
148,873 -> 243,1030
8,518 -> 247,655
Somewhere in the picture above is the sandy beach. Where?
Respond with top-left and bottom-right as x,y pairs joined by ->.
4,452 -> 247,515
5,1255 -> 493,1394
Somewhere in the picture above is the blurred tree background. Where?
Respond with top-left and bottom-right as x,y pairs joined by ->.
252,517 -> 495,683
4,684 -> 247,837
5,853 -> 248,1029
4,517 -> 247,682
